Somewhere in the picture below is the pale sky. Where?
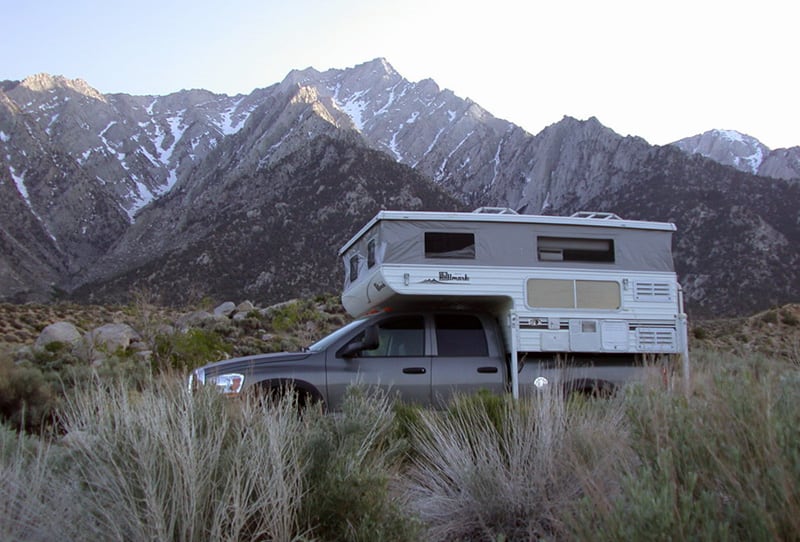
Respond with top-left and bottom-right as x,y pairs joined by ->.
2,0 -> 798,148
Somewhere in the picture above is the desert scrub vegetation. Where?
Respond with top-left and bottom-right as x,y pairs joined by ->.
0,380 -> 417,542
0,295 -> 349,433
0,351 -> 799,541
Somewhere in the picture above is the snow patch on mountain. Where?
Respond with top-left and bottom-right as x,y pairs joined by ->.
216,98 -> 250,135
10,166 -> 32,207
10,165 -> 56,240
337,89 -> 369,131
129,180 -> 157,220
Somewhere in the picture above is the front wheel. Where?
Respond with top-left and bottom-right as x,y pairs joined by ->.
247,381 -> 324,413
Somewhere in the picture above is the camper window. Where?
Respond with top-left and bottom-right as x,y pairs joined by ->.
425,232 -> 475,259
526,279 -> 620,309
537,237 -> 615,262
349,255 -> 359,282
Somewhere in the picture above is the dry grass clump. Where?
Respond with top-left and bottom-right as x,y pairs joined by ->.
400,389 -> 632,541
59,379 -> 308,541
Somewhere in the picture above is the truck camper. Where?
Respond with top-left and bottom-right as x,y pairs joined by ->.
190,207 -> 689,407
339,207 -> 690,398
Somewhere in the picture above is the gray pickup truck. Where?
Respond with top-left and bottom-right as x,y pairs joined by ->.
189,308 -> 638,408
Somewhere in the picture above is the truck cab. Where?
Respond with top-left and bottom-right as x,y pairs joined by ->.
190,309 -> 507,409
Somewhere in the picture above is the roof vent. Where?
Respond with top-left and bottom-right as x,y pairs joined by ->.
570,211 -> 623,220
472,207 -> 519,215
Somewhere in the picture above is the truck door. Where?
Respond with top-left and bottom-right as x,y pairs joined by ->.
326,314 -> 432,409
431,313 -> 506,408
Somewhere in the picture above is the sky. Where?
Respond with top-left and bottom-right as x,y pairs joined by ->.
2,0 -> 798,149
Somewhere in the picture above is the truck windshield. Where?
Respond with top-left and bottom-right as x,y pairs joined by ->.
306,317 -> 368,352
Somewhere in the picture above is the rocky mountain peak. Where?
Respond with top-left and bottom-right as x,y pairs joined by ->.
20,73 -> 106,102
672,129 -> 767,174
672,129 -> 800,181
352,57 -> 398,78
281,66 -> 322,89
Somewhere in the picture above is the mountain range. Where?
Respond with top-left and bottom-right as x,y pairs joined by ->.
1,58 -> 798,317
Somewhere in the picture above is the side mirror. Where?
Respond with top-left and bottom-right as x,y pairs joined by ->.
362,325 -> 379,350
340,326 -> 380,358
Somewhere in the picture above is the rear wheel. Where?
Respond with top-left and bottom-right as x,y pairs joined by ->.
565,379 -> 617,399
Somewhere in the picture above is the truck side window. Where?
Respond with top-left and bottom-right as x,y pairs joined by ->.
435,314 -> 488,357
359,315 -> 425,357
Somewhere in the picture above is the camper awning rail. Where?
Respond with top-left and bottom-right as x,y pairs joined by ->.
339,210 -> 676,256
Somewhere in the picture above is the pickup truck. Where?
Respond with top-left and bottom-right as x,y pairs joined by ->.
189,308 -> 638,408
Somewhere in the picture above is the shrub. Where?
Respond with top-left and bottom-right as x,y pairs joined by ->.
299,385 -> 419,541
401,388 -> 632,541
781,310 -> 799,327
0,359 -> 55,432
269,299 -> 322,334
761,311 -> 779,325
153,328 -> 231,371
569,362 -> 800,541
391,401 -> 425,447
57,377 -> 307,542
0,423 -> 88,542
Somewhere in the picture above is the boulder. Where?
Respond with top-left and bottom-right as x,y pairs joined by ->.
176,310 -> 214,330
35,322 -> 81,350
81,323 -> 141,358
236,300 -> 255,313
213,302 -> 237,318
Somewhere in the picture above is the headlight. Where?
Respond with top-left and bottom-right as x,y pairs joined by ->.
188,368 -> 205,392
207,373 -> 245,395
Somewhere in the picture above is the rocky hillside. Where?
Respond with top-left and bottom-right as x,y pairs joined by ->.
73,134 -> 464,305
1,59 -> 799,316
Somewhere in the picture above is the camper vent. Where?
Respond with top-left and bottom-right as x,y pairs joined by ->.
570,211 -> 622,220
634,281 -> 674,302
636,328 -> 677,351
472,207 -> 519,215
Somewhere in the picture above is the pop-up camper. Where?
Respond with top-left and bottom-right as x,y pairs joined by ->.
340,207 -> 690,397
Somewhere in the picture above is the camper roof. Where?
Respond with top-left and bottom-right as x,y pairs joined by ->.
339,209 -> 676,256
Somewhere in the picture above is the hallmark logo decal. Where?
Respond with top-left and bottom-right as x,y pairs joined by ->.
439,271 -> 469,282
373,281 -> 387,292
419,271 -> 471,284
